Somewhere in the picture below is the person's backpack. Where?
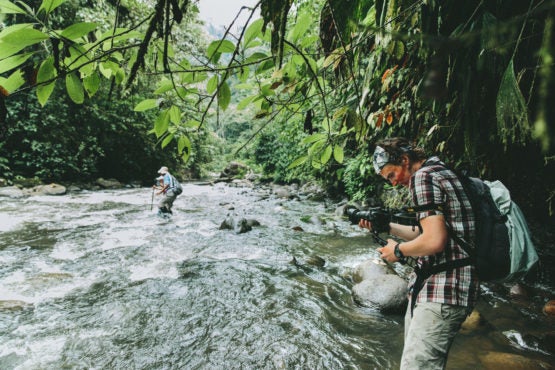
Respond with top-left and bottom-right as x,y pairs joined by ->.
171,175 -> 183,195
450,174 -> 539,282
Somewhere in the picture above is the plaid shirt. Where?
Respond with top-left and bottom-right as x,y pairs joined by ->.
408,156 -> 479,308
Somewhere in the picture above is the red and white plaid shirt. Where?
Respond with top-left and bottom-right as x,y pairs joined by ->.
408,157 -> 479,308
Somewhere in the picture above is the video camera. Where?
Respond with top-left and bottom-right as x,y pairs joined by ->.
346,207 -> 391,233
346,206 -> 418,231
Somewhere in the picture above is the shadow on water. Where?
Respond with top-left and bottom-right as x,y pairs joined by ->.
0,184 -> 553,369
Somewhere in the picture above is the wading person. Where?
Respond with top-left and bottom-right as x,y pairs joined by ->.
153,166 -> 181,215
360,137 -> 479,369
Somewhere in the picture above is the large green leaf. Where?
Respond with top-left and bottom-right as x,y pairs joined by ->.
0,52 -> 32,74
333,145 -> 344,163
134,99 -> 158,111
83,71 -> 100,97
289,9 -> 311,43
36,56 -> 57,106
60,22 -> 98,41
38,0 -> 67,14
320,144 -> 333,164
287,155 -> 308,169
206,75 -> 218,94
217,80 -> 231,110
65,72 -> 84,103
161,133 -> 174,149
1,28 -> 49,48
154,110 -> 170,137
243,19 -> 263,48
169,105 -> 181,124
0,0 -> 26,14
178,135 -> 191,156
0,69 -> 24,94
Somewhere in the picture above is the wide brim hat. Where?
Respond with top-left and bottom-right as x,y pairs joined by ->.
158,166 -> 169,174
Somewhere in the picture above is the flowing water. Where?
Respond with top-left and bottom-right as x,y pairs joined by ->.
0,183 -> 553,369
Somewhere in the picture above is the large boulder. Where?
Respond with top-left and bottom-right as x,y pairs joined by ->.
352,274 -> 408,313
220,161 -> 249,179
353,259 -> 396,283
0,186 -> 25,198
24,183 -> 67,196
478,351 -> 554,370
96,178 -> 123,189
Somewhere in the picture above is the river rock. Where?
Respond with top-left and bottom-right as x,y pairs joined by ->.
352,274 -> 408,313
460,310 -> 486,334
353,259 -> 396,283
219,216 -> 260,234
95,178 -> 123,188
543,300 -> 555,316
509,283 -> 528,298
24,183 -> 67,196
220,161 -> 249,179
478,351 -> 554,370
0,186 -> 25,198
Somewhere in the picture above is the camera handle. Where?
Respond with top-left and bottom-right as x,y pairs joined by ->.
371,230 -> 387,246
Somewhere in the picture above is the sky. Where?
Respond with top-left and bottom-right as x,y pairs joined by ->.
196,0 -> 259,29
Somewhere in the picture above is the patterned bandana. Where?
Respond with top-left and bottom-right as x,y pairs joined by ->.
372,145 -> 390,174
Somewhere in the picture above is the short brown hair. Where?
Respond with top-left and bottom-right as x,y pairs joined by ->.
374,137 -> 427,166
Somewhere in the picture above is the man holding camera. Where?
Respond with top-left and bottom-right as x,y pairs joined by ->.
360,137 -> 478,370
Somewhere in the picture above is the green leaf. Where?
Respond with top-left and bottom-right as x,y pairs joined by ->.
178,135 -> 191,155
207,39 -> 235,55
0,69 -> 24,94
154,110 -> 170,138
2,28 -> 48,48
302,132 -> 325,145
0,0 -> 26,14
333,145 -> 344,163
0,52 -> 32,74
206,74 -> 218,94
134,99 -> 158,111
60,22 -> 98,41
36,57 -> 56,106
287,155 -> 308,169
154,79 -> 174,94
83,71 -> 100,97
244,52 -> 269,64
161,134 -> 174,149
237,95 -> 257,110
38,0 -> 67,14
37,81 -> 56,107
243,19 -> 263,48
65,72 -> 84,104
320,144 -> 332,164
290,10 -> 311,42
217,80 -> 231,110
238,66 -> 250,82
169,105 -> 181,124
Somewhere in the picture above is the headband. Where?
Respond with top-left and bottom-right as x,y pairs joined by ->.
372,145 -> 390,174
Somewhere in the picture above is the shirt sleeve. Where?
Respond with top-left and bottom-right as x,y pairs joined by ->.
411,169 -> 445,220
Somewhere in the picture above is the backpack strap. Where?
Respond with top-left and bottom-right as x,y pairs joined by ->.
410,257 -> 472,316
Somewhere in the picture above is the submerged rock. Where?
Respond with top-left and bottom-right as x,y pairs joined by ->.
352,274 -> 408,313
478,351 -> 554,370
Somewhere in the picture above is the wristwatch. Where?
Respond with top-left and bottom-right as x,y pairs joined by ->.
394,243 -> 406,263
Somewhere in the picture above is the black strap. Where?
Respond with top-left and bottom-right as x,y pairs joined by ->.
410,257 -> 472,316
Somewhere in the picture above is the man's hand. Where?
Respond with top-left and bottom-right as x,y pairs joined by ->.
358,219 -> 373,230
377,239 -> 400,263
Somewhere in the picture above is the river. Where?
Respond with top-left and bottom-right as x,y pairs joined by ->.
1,183 -> 553,369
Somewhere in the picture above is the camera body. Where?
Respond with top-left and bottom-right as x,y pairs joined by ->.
346,207 -> 391,233
346,206 -> 418,233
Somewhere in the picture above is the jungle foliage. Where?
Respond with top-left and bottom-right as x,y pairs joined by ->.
0,0 -> 554,221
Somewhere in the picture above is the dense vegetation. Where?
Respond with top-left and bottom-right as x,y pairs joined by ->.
0,0 -> 553,224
